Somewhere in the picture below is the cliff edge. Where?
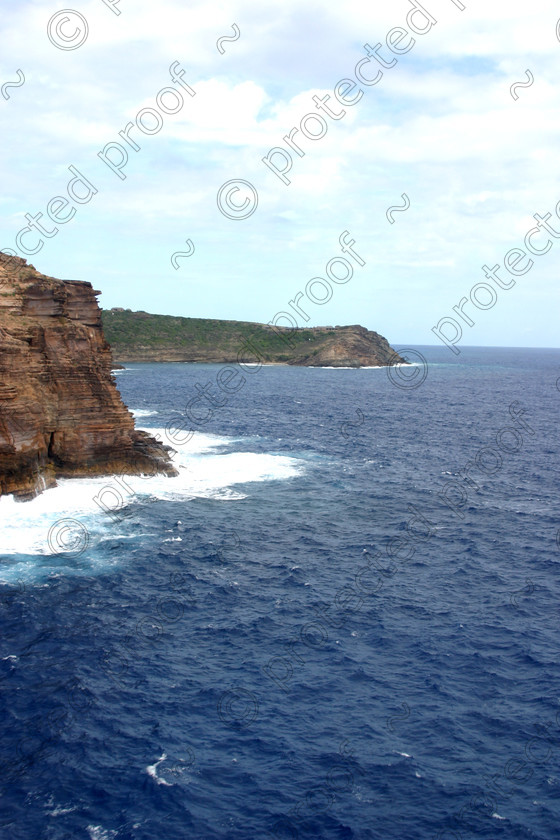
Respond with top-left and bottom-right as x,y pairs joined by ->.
0,256 -> 177,500
102,309 -> 406,368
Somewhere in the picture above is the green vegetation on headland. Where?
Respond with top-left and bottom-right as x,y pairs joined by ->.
101,308 -> 405,368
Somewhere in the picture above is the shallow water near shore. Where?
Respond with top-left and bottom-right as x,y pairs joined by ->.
0,346 -> 559,840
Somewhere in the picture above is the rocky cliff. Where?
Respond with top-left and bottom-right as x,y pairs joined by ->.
102,309 -> 405,368
0,256 -> 177,500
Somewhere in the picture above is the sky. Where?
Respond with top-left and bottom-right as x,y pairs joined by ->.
1,0 -> 559,350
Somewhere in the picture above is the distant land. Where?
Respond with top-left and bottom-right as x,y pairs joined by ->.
102,308 -> 405,368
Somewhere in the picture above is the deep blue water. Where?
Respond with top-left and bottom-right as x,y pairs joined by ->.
1,346 -> 559,840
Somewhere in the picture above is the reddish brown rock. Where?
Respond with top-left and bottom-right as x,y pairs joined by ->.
0,255 -> 177,500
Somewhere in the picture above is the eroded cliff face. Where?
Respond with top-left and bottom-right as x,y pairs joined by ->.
290,325 -> 403,367
0,256 -> 177,500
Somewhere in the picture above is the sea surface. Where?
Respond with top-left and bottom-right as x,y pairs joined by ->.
0,346 -> 559,840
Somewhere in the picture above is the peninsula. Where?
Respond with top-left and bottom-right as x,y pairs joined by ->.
0,257 -> 176,500
102,309 -> 405,368
0,255 -> 405,500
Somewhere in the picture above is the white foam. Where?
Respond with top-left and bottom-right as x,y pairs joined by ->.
130,408 -> 158,418
146,753 -> 172,786
87,827 -> 117,840
129,427 -> 304,503
173,430 -> 234,455
47,804 -> 77,816
0,430 -> 304,569
318,364 -> 406,370
317,363 -> 416,370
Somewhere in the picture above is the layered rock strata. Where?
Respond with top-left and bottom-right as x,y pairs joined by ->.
0,256 -> 176,500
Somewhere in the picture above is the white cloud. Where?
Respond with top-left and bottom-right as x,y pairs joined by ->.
0,0 -> 559,346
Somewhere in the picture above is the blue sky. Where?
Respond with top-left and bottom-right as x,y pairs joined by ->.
1,0 -> 559,349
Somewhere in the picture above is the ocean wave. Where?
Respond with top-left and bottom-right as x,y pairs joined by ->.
0,430 -> 305,564
130,408 -> 159,417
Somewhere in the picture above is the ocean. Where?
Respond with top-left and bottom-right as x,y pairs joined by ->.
0,346 -> 559,840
